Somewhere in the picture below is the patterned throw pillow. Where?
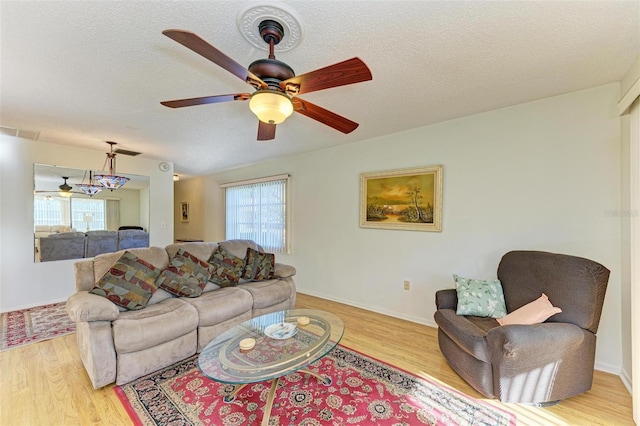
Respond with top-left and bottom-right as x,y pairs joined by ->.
454,274 -> 507,318
207,245 -> 245,287
156,248 -> 214,298
242,247 -> 275,281
90,251 -> 162,310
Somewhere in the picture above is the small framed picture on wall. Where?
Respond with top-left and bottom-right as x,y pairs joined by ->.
180,202 -> 190,223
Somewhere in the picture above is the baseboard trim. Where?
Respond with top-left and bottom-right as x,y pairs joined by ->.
298,289 -> 436,330
0,298 -> 67,314
620,367 -> 633,395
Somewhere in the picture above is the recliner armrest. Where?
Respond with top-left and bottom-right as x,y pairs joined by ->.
274,263 -> 296,278
486,322 -> 586,360
435,289 -> 457,310
66,291 -> 120,322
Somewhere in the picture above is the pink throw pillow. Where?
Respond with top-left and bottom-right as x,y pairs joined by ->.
497,293 -> 562,326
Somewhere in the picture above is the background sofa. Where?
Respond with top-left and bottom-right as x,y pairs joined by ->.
66,239 -> 296,388
39,231 -> 86,261
37,229 -> 150,261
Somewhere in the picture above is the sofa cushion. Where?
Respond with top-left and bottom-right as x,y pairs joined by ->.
218,239 -> 260,259
165,242 -> 218,262
242,247 -> 275,281
113,298 -> 198,353
208,245 -> 245,287
93,246 -> 169,283
497,293 -> 562,326
182,286 -> 253,327
156,248 -> 214,298
454,274 -> 507,319
238,279 -> 292,310
90,251 -> 162,310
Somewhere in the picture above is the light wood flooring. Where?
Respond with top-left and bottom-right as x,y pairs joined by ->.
0,292 -> 633,425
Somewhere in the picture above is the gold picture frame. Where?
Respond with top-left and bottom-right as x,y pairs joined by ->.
180,202 -> 190,223
360,165 -> 443,232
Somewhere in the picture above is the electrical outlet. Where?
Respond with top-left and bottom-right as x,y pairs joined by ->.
403,280 -> 410,290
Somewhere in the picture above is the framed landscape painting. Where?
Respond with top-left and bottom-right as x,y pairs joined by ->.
360,165 -> 442,232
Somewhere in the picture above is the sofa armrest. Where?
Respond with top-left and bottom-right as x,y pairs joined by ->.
486,322 -> 585,360
66,291 -> 120,322
274,263 -> 296,279
435,289 -> 457,310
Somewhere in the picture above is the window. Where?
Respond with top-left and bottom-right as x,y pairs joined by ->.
33,197 -> 106,231
222,174 -> 289,254
34,197 -> 70,226
71,198 -> 105,231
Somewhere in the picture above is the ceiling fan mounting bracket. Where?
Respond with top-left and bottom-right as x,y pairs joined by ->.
258,20 -> 284,46
236,3 -> 304,53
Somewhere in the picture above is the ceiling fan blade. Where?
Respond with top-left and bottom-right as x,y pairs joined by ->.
293,98 -> 359,134
257,121 -> 276,141
34,190 -> 82,194
163,29 -> 267,90
281,58 -> 372,96
161,93 -> 250,108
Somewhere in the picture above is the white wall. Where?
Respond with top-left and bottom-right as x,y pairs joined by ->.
0,137 -> 175,311
192,83 -> 624,372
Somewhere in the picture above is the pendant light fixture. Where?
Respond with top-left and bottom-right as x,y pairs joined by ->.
75,170 -> 103,196
94,141 -> 130,190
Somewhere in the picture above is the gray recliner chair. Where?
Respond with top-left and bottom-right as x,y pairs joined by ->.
434,250 -> 609,404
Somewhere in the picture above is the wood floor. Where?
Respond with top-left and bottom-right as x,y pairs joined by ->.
0,292 -> 633,425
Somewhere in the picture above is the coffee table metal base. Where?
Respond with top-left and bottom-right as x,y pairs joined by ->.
223,369 -> 332,426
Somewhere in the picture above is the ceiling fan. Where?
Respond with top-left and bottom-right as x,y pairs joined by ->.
161,20 -> 372,141
34,176 -> 81,198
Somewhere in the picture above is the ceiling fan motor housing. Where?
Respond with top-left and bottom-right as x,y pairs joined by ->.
248,59 -> 294,90
249,20 -> 295,91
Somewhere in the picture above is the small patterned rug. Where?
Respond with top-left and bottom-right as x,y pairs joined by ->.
1,302 -> 75,351
116,345 -> 516,425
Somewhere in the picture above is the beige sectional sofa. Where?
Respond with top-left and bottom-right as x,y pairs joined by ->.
66,239 -> 296,388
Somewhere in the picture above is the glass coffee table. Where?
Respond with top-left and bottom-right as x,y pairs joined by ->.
198,309 -> 344,426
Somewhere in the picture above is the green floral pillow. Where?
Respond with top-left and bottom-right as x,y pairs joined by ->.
90,251 -> 161,310
156,248 -> 214,298
454,274 -> 507,318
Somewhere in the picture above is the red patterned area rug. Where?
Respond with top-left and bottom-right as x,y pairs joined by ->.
115,345 -> 516,425
1,302 -> 75,351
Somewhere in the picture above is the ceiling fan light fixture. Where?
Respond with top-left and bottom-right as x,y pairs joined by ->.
57,176 -> 74,197
249,90 -> 293,125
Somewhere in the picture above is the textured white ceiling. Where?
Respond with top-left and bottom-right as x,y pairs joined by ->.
2,1 -> 638,176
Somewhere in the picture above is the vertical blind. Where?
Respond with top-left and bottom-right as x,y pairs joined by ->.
223,175 -> 288,254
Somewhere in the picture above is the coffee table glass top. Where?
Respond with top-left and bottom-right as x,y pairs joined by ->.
198,309 -> 344,384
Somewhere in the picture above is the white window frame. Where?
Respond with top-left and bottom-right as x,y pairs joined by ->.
221,174 -> 290,254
